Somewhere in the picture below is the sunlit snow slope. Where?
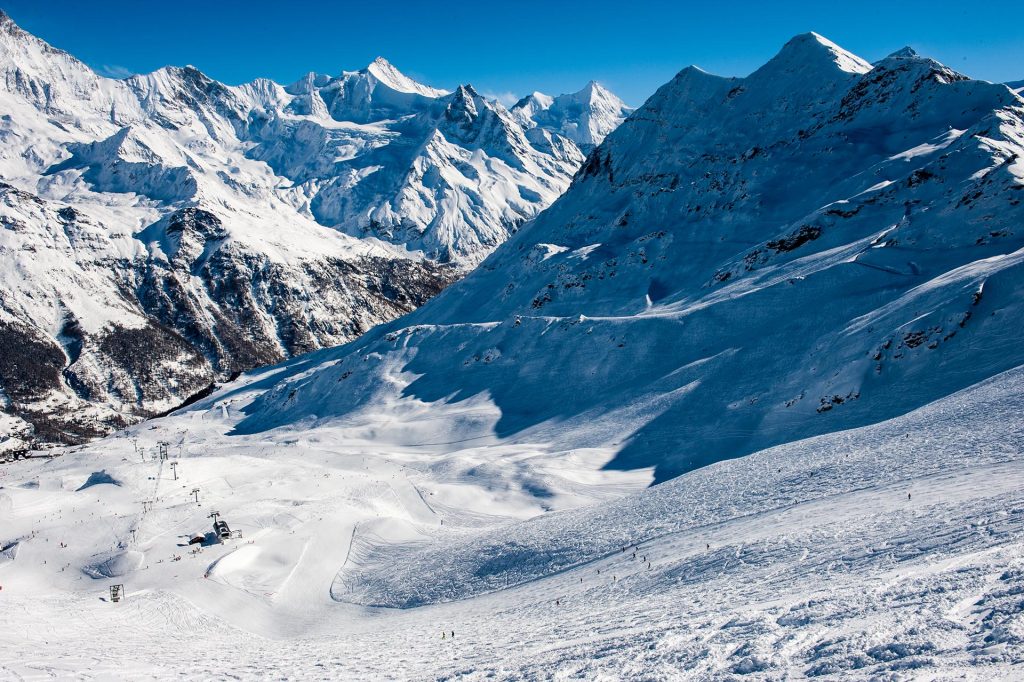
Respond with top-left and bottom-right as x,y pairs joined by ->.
0,358 -> 1022,678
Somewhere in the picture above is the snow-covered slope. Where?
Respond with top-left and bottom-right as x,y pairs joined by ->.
226,33 -> 1024,483
1,354 -> 1022,678
0,12 -> 612,443
512,80 -> 633,152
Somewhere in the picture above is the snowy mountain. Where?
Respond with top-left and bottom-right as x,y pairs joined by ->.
512,80 -> 633,152
1,31 -> 1023,679
0,11 -> 618,443
223,32 -> 1024,483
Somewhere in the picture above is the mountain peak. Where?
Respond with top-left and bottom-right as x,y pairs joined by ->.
509,80 -> 631,151
574,80 -> 606,100
887,46 -> 920,60
757,32 -> 872,78
364,56 -> 448,98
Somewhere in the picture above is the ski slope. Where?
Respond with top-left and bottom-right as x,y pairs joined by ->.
1,365 -> 1022,679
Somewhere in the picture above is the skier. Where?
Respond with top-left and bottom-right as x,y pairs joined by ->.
442,632 -> 446,640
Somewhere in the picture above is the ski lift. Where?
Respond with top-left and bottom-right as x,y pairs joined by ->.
214,519 -> 231,540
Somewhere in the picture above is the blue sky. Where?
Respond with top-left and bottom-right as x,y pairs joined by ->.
5,1 -> 1022,106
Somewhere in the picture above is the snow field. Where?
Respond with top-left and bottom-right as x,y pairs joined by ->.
1,366 -> 1022,679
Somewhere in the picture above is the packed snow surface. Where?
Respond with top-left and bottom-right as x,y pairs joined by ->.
1,363 -> 1022,679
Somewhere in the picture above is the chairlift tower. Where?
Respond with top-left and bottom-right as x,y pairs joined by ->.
191,488 -> 200,504
169,462 -> 178,480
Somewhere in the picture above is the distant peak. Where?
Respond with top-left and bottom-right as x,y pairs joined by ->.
872,46 -> 955,75
569,80 -> 629,110
888,46 -> 920,60
364,56 -> 448,98
575,80 -> 602,97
